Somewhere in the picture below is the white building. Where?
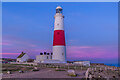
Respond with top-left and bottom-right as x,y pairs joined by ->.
73,61 -> 90,66
17,52 -> 29,62
35,52 -> 52,63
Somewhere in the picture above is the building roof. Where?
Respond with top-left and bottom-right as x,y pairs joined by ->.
17,52 -> 26,58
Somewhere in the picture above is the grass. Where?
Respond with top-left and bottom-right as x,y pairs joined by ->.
2,63 -> 35,73
55,69 -> 66,71
11,64 -> 30,66
68,74 -> 77,77
2,68 -> 21,71
32,69 -> 39,71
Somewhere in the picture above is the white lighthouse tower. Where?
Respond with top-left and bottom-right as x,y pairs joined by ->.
52,6 -> 66,63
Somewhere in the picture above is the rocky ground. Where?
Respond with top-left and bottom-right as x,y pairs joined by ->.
2,63 -> 120,79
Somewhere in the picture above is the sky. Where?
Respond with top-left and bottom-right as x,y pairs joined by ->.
2,2 -> 118,65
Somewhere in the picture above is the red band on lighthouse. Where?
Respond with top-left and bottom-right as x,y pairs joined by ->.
53,30 -> 65,46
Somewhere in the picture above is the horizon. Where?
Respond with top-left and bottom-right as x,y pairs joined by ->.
2,2 -> 118,66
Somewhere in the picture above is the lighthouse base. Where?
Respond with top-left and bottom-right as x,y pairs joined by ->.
52,46 -> 66,63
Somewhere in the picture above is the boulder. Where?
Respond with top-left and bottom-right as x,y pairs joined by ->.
34,67 -> 38,70
55,68 -> 59,70
67,70 -> 76,77
7,71 -> 11,74
19,70 -> 24,73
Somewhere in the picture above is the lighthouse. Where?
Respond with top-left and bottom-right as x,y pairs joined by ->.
52,6 -> 66,63
35,6 -> 90,65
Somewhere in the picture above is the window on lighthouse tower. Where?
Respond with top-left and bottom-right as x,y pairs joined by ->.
57,32 -> 59,35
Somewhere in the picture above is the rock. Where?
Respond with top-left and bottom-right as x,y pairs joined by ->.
32,69 -> 39,71
119,74 -> 120,77
56,66 -> 59,68
113,76 -> 116,78
89,72 -> 92,75
85,68 -> 90,79
7,71 -> 11,74
67,70 -> 76,76
34,67 -> 38,70
91,68 -> 93,71
55,68 -> 59,70
98,75 -> 102,78
19,70 -> 24,73
89,74 -> 92,78
94,71 -> 96,72
91,72 -> 94,75
95,67 -> 96,71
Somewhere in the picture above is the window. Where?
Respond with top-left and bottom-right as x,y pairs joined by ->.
57,32 -> 59,35
40,53 -> 43,55
47,56 -> 49,59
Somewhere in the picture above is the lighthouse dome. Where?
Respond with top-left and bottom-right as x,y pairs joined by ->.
56,6 -> 62,9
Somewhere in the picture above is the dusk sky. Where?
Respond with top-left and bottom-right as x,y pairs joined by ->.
2,2 -> 118,65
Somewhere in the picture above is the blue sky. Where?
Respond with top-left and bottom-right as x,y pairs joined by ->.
2,2 -> 118,65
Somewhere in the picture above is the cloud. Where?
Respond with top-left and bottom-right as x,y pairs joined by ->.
2,35 -> 39,48
66,45 -> 118,60
69,46 -> 93,49
29,44 -> 37,47
1,53 -> 20,55
0,42 -> 12,46
2,35 -> 118,62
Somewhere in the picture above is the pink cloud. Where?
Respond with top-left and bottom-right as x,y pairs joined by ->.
69,46 -> 93,49
66,46 -> 118,59
2,37 -> 38,48
1,53 -> 20,55
79,46 -> 92,48
0,42 -> 12,46
29,44 -> 37,47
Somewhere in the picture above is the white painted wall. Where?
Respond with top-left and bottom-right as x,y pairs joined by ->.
52,46 -> 66,63
17,54 -> 29,62
35,55 -> 52,63
54,13 -> 64,30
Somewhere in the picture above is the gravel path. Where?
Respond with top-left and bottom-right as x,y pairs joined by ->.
2,68 -> 86,78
